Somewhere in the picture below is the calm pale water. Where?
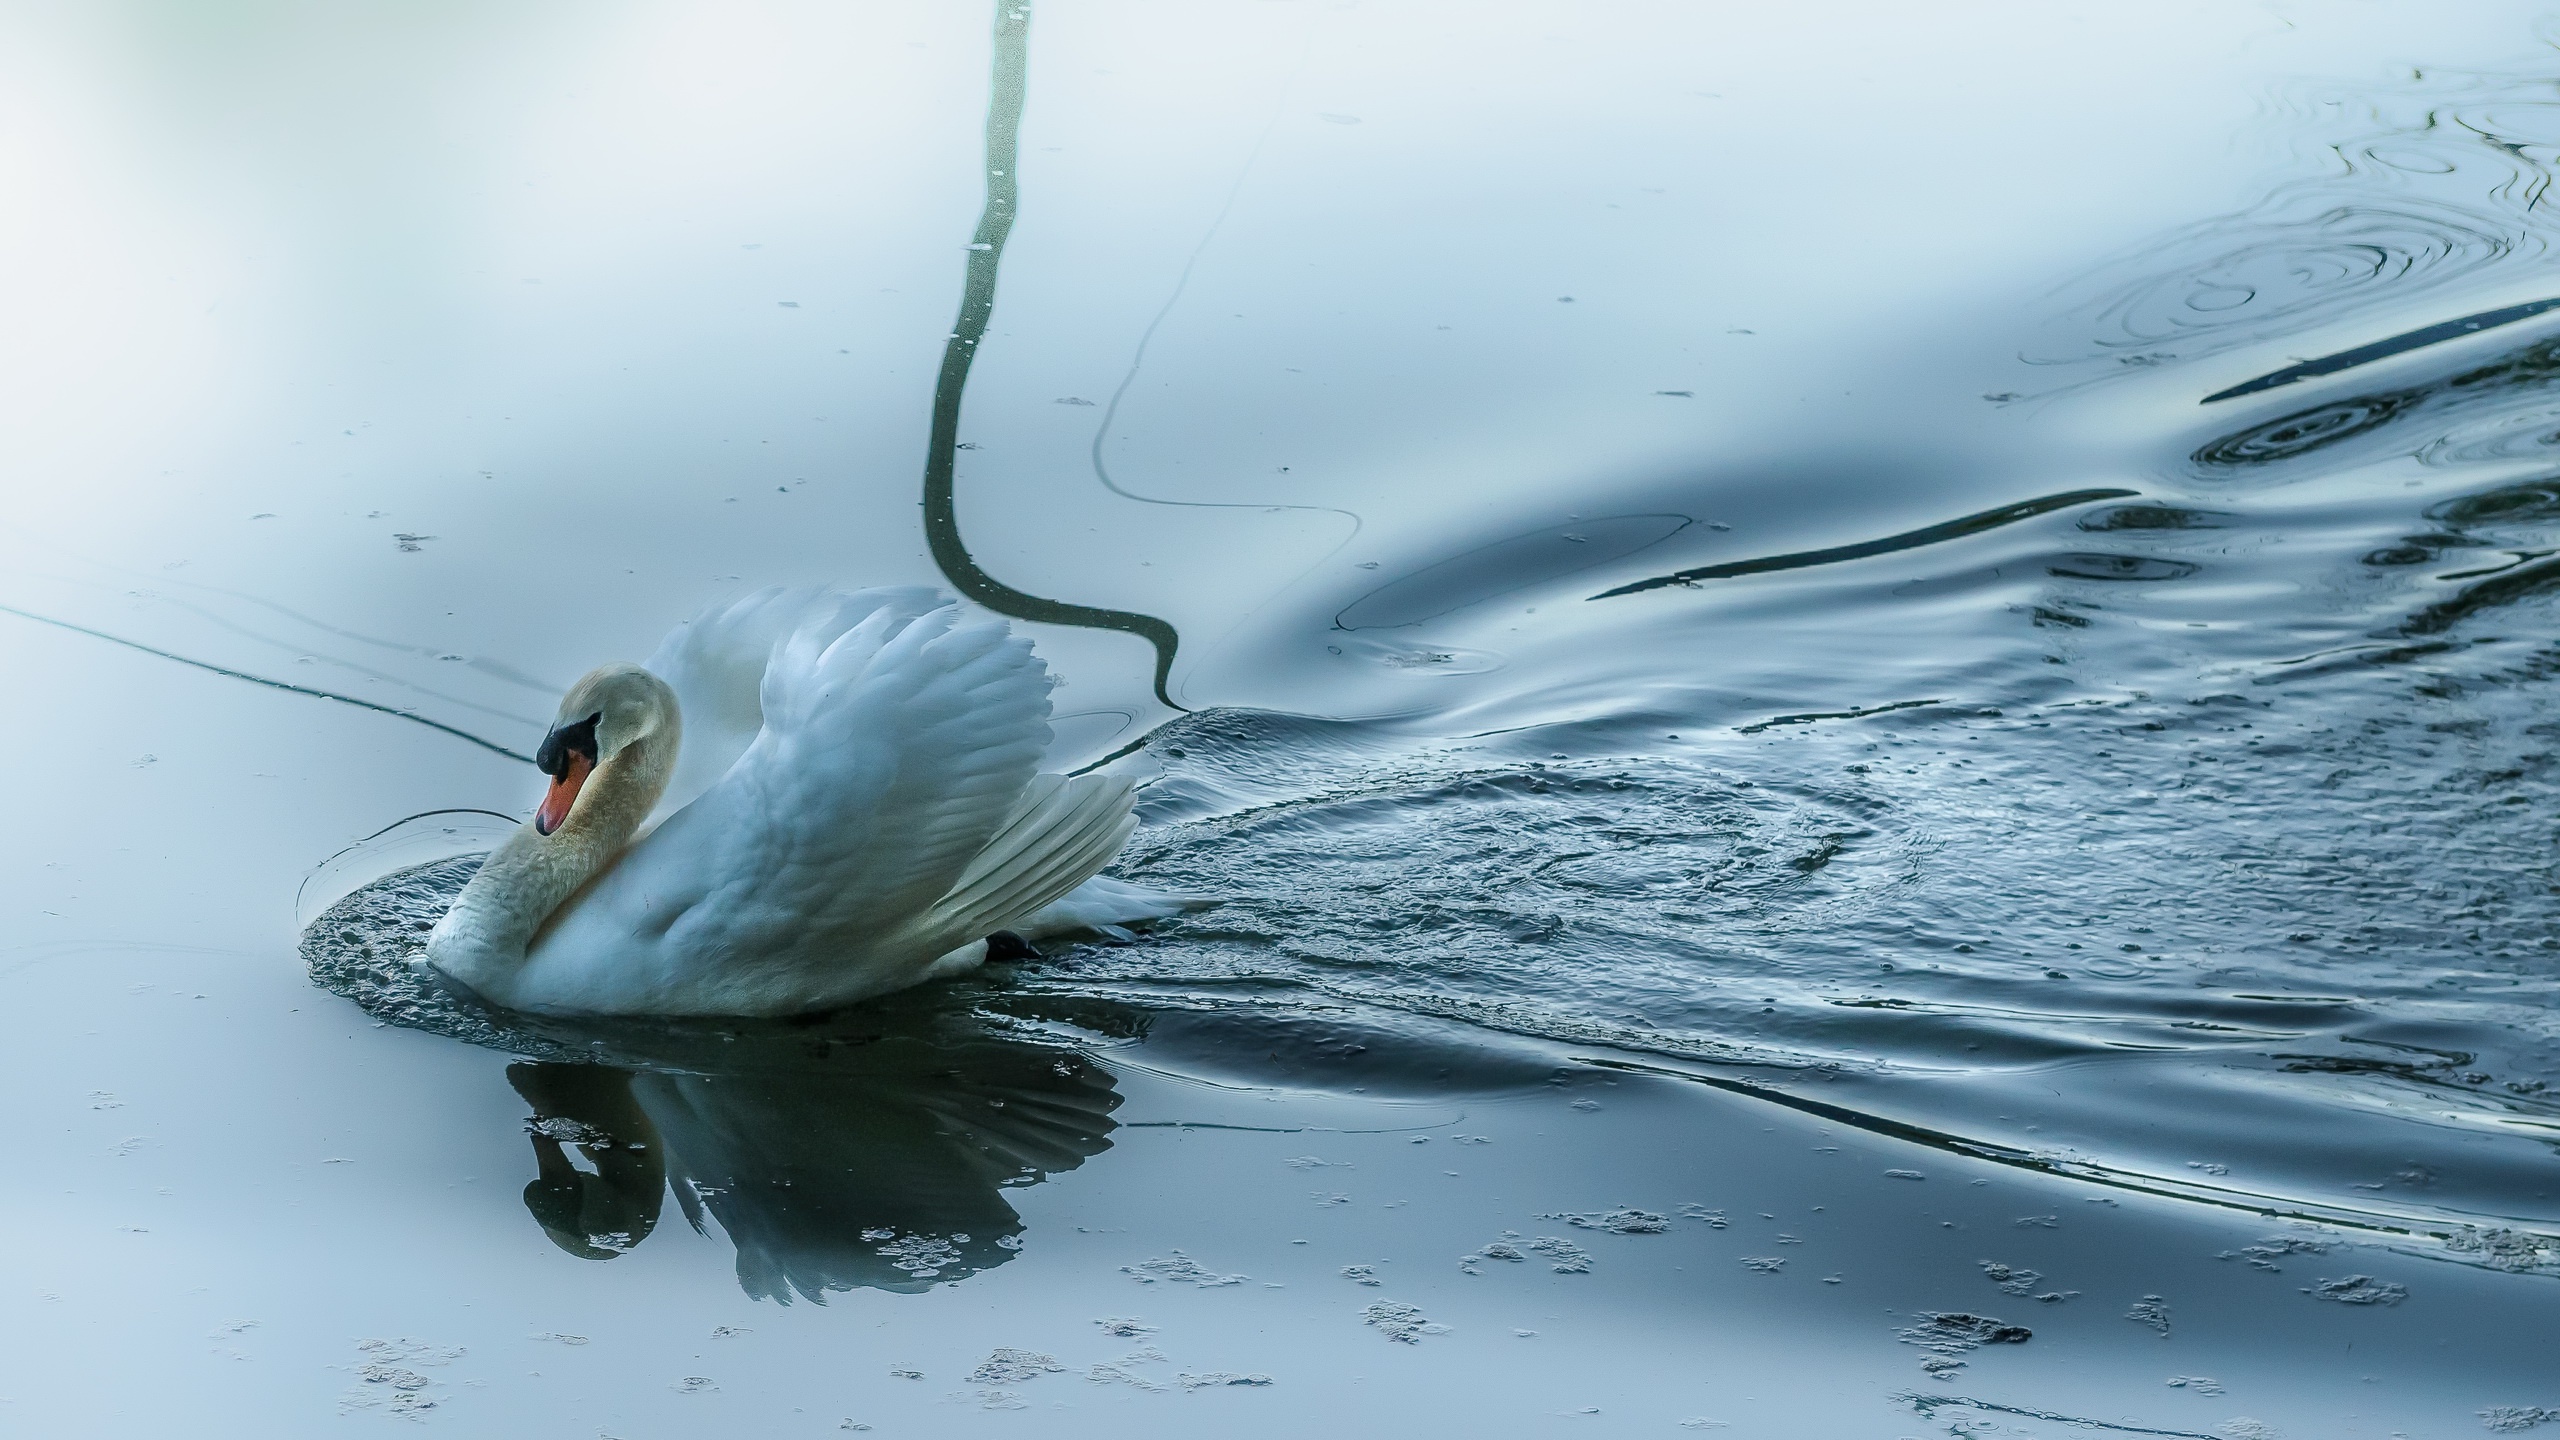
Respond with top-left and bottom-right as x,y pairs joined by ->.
6,2 -> 2560,1435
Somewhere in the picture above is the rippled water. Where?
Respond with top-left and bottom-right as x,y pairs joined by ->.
11,2 -> 2560,1435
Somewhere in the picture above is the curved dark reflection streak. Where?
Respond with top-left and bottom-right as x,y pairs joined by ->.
2200,295 -> 2560,403
918,0 -> 1187,710
0,602 -> 535,763
1586,489 -> 2137,600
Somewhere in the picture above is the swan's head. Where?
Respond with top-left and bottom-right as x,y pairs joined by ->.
535,663 -> 675,836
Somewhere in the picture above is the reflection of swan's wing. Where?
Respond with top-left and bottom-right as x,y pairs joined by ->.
631,1046 -> 1121,1300
528,598 -> 1052,1013
644,587 -> 944,821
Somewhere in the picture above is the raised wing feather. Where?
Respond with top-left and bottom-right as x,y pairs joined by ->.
527,596 -> 1054,1014
645,586 -> 944,822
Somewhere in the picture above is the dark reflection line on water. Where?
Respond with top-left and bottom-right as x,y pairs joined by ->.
1733,697 -> 1947,736
2200,295 -> 2560,403
1587,489 -> 2138,600
1081,17 -> 1363,567
918,0 -> 1186,709
1578,1054 -> 2550,1259
1898,1394 -> 2223,1440
0,602 -> 535,763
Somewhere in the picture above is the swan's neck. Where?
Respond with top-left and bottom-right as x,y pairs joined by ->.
427,725 -> 677,997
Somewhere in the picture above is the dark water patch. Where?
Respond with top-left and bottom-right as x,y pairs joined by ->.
1339,514 -> 1690,628
2047,554 -> 2202,582
1589,489 -> 2136,599
2077,504 -> 2237,532
2362,533 -> 2480,567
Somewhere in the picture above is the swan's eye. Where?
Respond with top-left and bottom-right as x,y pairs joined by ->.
534,713 -> 602,836
536,713 -> 602,777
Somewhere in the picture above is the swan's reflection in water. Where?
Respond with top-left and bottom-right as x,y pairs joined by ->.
304,856 -> 1123,1300
500,1013 -> 1120,1299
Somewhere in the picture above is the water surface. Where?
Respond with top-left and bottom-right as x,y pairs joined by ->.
6,2 -> 2560,1434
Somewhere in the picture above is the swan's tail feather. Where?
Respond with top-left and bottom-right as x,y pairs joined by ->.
914,774 -> 1142,950
1011,875 -> 1199,942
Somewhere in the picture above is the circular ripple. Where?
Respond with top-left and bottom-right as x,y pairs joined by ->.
2191,392 -> 2420,470
2425,477 -> 2560,529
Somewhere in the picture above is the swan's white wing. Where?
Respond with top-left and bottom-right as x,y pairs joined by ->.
643,586 -> 945,822
527,597 -> 1052,1014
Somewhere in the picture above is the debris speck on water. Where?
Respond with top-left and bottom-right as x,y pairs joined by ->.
1525,1235 -> 1593,1273
1122,1251 -> 1247,1287
1740,1256 -> 1785,1273
1177,1371 -> 1273,1389
2479,1406 -> 2560,1432
1340,1265 -> 1381,1285
966,1349 -> 1062,1384
2305,1274 -> 2407,1305
1981,1260 -> 2077,1302
1885,1168 -> 1926,1180
1093,1317 -> 1154,1337
2219,1234 -> 2334,1271
2167,1376 -> 2225,1395
1897,1312 -> 2032,1359
1680,1204 -> 1728,1228
2128,1295 -> 2173,1336
1361,1300 -> 1449,1344
1545,1206 -> 1669,1234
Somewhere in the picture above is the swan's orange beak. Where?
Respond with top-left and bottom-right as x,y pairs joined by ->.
535,751 -> 593,836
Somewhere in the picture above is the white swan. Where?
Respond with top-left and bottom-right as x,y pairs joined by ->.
425,586 -> 1181,1017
